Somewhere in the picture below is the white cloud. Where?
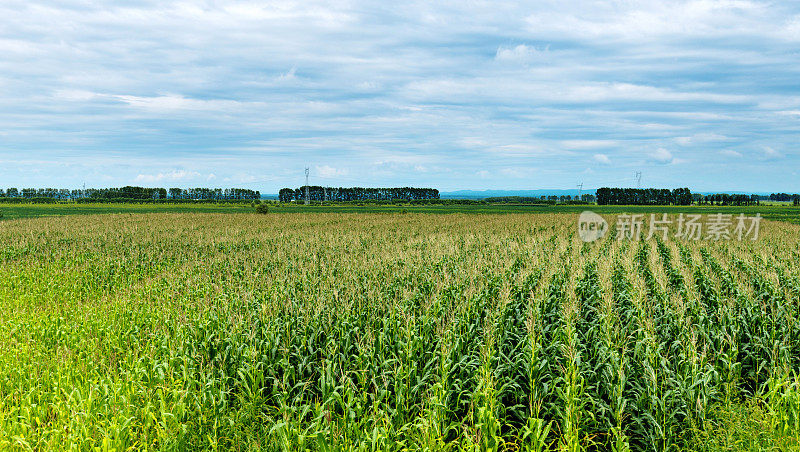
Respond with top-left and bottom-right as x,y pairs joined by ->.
719,149 -> 743,157
495,44 -> 541,63
650,148 -> 674,164
491,144 -> 549,156
763,146 -> 783,160
315,165 -> 348,178
1,0 -> 799,192
782,15 -> 800,40
593,153 -> 611,164
134,170 -> 202,183
277,67 -> 297,81
562,140 -> 617,150
499,167 -> 532,178
403,79 -> 749,105
525,0 -> 768,41
113,94 -> 243,112
53,89 -> 102,101
675,133 -> 730,145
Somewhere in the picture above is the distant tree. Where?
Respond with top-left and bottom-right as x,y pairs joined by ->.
770,193 -> 792,202
595,187 -> 693,205
279,188 -> 295,202
278,186 -> 438,202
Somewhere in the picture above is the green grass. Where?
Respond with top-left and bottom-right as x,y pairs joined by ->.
1,201 -> 799,223
0,202 -> 253,220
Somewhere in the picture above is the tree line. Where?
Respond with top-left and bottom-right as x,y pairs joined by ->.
165,188 -> 260,200
484,195 -> 595,204
278,186 -> 439,202
596,187 -> 693,205
597,187 -> 800,206
0,186 -> 260,201
769,193 -> 800,203
696,193 -> 800,205
697,193 -> 760,206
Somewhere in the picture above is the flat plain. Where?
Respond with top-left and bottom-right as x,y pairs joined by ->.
1,209 -> 799,450
2,202 -> 800,223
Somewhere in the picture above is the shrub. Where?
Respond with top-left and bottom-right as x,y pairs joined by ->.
255,204 -> 269,214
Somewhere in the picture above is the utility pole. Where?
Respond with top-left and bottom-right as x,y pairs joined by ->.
323,186 -> 327,202
577,182 -> 583,201
304,167 -> 310,205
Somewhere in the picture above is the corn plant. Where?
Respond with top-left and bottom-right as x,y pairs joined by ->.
0,212 -> 798,450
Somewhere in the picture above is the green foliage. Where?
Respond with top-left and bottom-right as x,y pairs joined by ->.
0,196 -> 57,204
485,196 -> 555,204
2,202 -> 800,225
596,187 -> 694,205
0,186 -> 260,201
0,212 -> 798,450
278,186 -> 439,202
691,393 -> 800,451
255,203 -> 269,214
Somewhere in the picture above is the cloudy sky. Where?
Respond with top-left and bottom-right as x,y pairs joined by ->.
2,0 -> 799,192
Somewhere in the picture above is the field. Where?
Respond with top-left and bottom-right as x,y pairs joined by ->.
1,201 -> 800,224
1,210 -> 800,450
0,202 -> 255,220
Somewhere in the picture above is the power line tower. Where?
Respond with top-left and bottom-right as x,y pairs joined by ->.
635,171 -> 642,189
577,182 -> 583,201
304,167 -> 310,205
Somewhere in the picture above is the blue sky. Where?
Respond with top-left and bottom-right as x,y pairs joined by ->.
1,0 -> 799,193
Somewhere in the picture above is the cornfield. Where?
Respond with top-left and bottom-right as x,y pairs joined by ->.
1,212 -> 799,450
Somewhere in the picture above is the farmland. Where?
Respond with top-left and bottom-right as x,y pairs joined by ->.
1,201 -> 800,223
1,211 -> 800,450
